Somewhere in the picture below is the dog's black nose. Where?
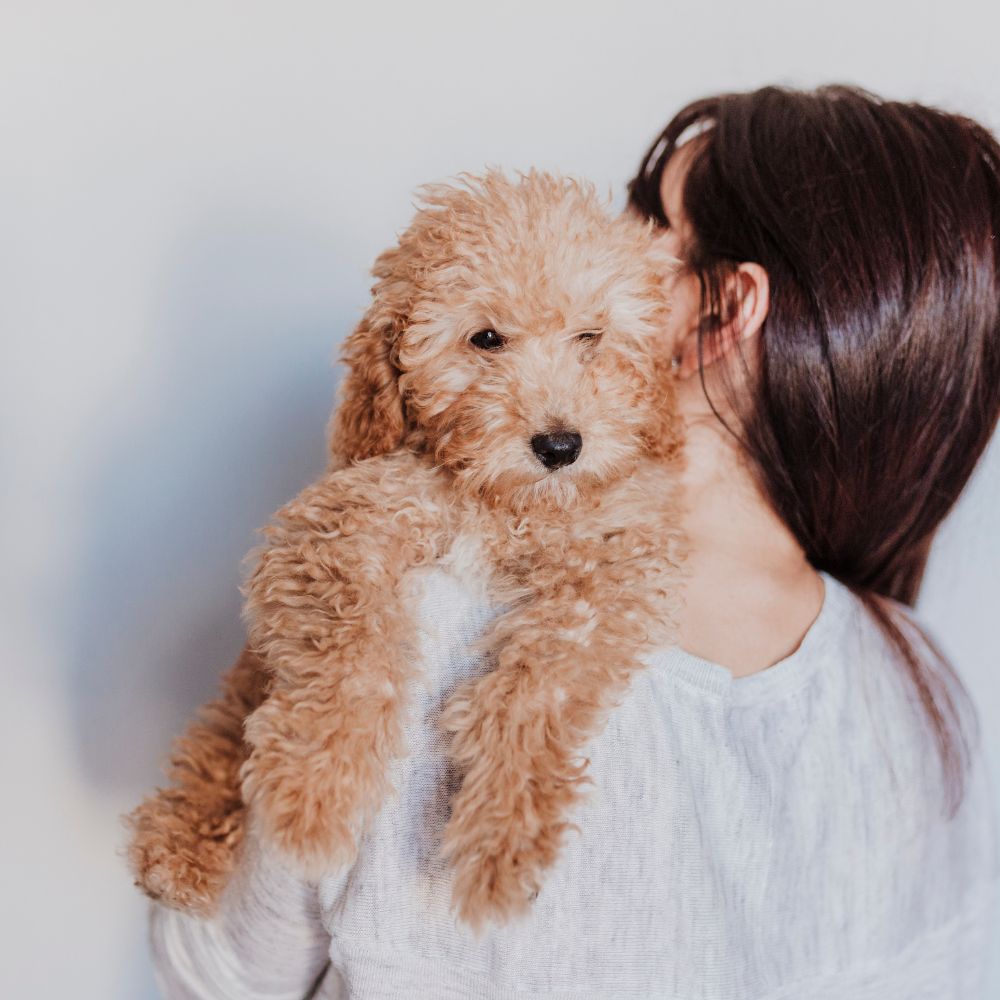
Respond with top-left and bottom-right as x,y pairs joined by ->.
531,431 -> 582,469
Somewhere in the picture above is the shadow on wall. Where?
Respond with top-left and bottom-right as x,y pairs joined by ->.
69,212 -> 364,796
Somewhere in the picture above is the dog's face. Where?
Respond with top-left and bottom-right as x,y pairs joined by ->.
330,170 -> 682,512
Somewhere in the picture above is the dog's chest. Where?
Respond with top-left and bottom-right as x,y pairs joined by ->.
396,532 -> 506,695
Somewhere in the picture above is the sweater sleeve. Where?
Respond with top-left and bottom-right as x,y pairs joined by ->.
148,819 -> 334,1000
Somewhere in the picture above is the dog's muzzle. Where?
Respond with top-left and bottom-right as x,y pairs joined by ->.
531,431 -> 583,470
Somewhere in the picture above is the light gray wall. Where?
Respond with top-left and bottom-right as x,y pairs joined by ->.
3,2 -> 998,996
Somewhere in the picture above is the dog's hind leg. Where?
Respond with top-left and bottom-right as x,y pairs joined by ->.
240,449 -> 455,879
123,643 -> 269,914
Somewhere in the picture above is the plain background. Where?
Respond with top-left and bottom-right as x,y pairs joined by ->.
3,2 -> 999,997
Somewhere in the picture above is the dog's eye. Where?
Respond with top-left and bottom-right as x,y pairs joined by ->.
469,328 -> 507,352
576,331 -> 602,343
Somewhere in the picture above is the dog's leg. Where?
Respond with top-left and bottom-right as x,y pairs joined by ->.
439,466 -> 685,929
124,644 -> 268,914
240,450 -> 455,880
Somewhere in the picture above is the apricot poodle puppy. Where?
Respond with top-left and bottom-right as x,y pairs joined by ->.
126,169 -> 686,931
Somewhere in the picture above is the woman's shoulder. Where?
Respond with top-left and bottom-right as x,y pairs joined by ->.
398,558 -> 999,876
639,570 -> 999,865
792,575 -> 999,893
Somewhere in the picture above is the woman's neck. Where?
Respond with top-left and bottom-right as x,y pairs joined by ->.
670,396 -> 825,678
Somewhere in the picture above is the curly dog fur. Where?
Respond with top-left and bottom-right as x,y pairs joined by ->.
125,169 -> 686,931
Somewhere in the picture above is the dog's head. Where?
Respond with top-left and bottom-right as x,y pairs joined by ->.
328,169 -> 682,511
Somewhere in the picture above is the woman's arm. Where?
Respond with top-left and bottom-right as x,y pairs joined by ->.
148,817 -> 334,1000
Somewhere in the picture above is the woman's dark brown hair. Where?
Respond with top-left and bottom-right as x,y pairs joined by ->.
628,85 -> 1000,817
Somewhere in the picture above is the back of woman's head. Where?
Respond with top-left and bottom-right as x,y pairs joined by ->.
627,84 -> 1000,815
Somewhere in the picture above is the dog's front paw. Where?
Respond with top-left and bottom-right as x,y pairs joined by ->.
440,754 -> 586,931
439,681 -> 589,930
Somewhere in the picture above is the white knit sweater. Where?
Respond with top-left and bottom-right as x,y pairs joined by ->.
148,560 -> 1000,999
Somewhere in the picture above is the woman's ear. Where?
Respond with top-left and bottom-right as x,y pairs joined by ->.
675,262 -> 769,378
327,245 -> 411,465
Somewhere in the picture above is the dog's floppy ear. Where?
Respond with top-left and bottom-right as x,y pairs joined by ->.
327,243 -> 412,465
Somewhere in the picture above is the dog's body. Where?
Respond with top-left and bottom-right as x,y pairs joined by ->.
125,170 -> 686,931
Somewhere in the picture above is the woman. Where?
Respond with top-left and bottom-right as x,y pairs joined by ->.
148,85 -> 1000,998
